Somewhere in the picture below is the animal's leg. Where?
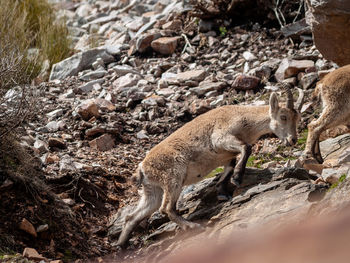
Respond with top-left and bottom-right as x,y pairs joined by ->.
216,158 -> 236,201
116,184 -> 162,247
305,107 -> 343,163
231,144 -> 252,186
213,135 -> 251,187
159,180 -> 201,230
313,138 -> 323,163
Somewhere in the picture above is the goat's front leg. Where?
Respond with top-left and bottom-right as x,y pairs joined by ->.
214,135 -> 251,194
231,144 -> 252,187
216,158 -> 236,201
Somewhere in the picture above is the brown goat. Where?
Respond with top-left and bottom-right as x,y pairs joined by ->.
304,65 -> 350,163
116,89 -> 303,247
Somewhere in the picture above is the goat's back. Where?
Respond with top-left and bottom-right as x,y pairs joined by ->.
318,65 -> 350,108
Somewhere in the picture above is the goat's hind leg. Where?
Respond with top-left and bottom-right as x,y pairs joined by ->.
116,184 -> 162,247
160,180 -> 202,231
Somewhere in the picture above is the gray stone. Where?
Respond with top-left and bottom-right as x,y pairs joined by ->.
176,70 -> 206,83
300,72 -> 318,90
113,65 -> 140,76
190,81 -> 226,96
275,59 -> 314,82
46,109 -> 64,120
50,48 -> 115,80
34,139 -> 48,153
113,73 -> 142,92
79,69 -> 108,81
75,79 -> 105,94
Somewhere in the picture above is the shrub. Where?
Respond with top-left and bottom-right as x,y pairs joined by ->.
0,0 -> 71,86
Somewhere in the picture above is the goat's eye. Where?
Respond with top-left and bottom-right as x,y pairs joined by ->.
280,115 -> 287,121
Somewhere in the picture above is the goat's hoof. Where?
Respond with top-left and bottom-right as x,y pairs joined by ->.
230,178 -> 241,187
315,154 -> 324,164
111,242 -> 124,252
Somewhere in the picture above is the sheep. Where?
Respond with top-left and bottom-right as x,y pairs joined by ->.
116,88 -> 304,247
304,65 -> 350,163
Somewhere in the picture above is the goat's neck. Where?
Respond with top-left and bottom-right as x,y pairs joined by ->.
249,106 -> 273,143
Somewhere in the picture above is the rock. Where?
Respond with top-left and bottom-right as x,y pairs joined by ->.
19,218 -> 37,237
242,51 -> 257,61
94,98 -> 116,112
46,120 -> 66,133
36,224 -> 49,233
79,69 -> 107,81
113,65 -> 140,76
48,137 -> 66,149
198,20 -> 214,33
156,88 -> 175,97
49,47 -> 115,80
232,74 -> 260,90
0,179 -> 14,190
321,167 -> 348,185
62,198 -> 75,206
130,33 -> 162,54
113,73 -> 142,92
33,139 -> 48,153
142,95 -> 165,107
281,18 -> 311,38
189,99 -> 211,115
137,130 -> 149,140
45,153 -> 60,164
76,100 -> 100,120
59,155 -> 84,173
74,79 -> 105,94
46,109 -> 64,120
300,72 -> 318,89
306,0 -> 350,66
162,20 -> 182,31
23,248 -> 46,261
190,81 -> 226,96
275,59 -> 315,82
176,70 -> 206,83
151,37 -> 180,55
89,134 -> 115,151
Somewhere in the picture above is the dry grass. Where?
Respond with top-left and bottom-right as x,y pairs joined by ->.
0,0 -> 71,87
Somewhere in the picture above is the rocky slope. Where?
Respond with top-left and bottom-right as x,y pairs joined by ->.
1,0 -> 350,262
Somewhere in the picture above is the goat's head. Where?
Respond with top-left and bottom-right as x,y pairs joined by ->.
269,87 -> 304,146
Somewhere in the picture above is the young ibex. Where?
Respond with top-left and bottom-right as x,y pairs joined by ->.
304,65 -> 350,163
116,88 -> 303,247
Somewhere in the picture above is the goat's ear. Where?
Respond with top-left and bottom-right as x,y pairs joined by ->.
269,92 -> 279,115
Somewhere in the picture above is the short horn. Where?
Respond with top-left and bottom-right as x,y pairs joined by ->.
295,88 -> 305,111
285,85 -> 294,110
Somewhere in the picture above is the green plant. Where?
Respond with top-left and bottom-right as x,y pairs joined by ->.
329,174 -> 347,190
206,167 -> 224,178
219,26 -> 227,37
297,129 -> 308,150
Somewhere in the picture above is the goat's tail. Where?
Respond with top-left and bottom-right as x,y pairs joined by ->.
131,163 -> 144,187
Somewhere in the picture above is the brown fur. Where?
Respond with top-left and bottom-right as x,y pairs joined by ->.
116,91 -> 302,247
305,65 -> 350,163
